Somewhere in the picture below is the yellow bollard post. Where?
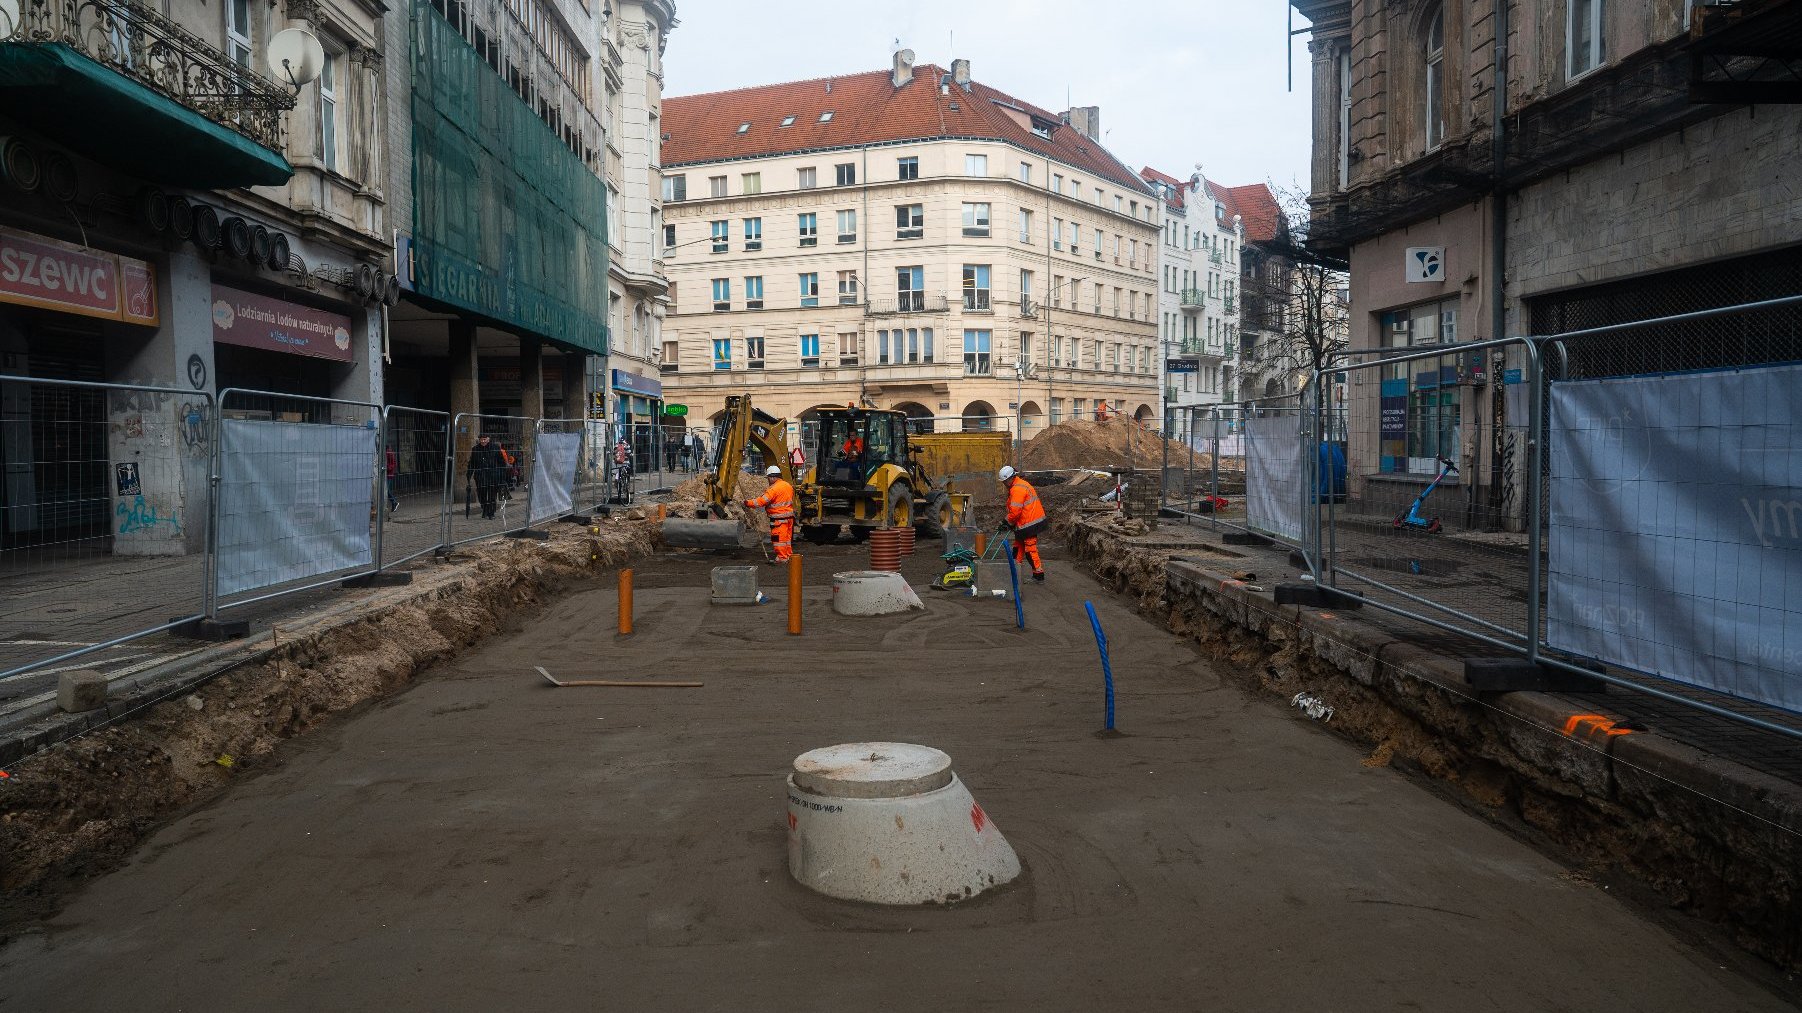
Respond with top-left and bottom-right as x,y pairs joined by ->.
618,568 -> 634,636
787,554 -> 803,636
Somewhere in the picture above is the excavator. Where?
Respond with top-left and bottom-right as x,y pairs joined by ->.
661,395 -> 1009,551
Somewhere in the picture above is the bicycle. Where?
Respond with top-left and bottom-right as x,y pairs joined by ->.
612,461 -> 635,505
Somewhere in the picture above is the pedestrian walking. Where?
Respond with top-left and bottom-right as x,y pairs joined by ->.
997,465 -> 1048,582
468,432 -> 506,519
744,464 -> 796,563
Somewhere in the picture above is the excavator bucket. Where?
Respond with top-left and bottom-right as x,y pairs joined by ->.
661,516 -> 755,551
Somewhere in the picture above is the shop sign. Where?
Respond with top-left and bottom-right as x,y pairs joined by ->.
1165,358 -> 1199,374
1405,247 -> 1445,284
588,391 -> 606,420
211,283 -> 353,361
611,369 -> 662,398
0,226 -> 159,326
663,404 -> 688,417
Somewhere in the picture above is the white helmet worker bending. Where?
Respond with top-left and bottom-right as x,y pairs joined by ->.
998,465 -> 1015,482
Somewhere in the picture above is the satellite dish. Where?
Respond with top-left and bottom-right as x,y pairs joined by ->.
899,48 -> 915,64
267,28 -> 325,89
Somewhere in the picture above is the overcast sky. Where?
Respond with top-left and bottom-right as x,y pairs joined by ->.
661,0 -> 1316,194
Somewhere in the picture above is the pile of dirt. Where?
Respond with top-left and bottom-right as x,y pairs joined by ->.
1020,418 -> 1221,473
0,518 -> 656,913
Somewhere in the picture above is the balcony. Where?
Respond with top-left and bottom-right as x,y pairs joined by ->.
1173,337 -> 1226,362
1179,288 -> 1206,312
866,294 -> 950,316
1,0 -> 294,187
1223,295 -> 1235,314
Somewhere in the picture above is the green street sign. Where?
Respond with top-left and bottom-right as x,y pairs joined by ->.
663,404 -> 688,417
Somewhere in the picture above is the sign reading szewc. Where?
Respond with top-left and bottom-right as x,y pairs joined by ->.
0,226 -> 159,326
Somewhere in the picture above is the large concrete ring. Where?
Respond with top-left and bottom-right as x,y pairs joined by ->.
786,742 -> 1022,905
831,570 -> 924,616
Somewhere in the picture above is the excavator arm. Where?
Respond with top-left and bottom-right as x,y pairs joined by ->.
665,394 -> 797,549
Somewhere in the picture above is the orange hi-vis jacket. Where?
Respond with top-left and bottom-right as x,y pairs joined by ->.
747,479 -> 796,521
1005,477 -> 1047,531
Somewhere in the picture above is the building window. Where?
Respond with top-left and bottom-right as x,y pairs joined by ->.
710,220 -> 728,253
877,328 -> 891,365
1019,161 -> 1032,183
1020,269 -> 1033,305
1093,227 -> 1104,259
1019,208 -> 1034,243
662,224 -> 675,249
744,275 -> 763,310
1052,217 -> 1064,251
711,278 -> 730,311
780,115 -> 796,127
800,333 -> 821,368
837,270 -> 860,305
962,264 -> 991,311
963,329 -> 992,375
742,217 -> 762,251
896,266 -> 924,311
661,339 -> 679,371
964,153 -> 988,176
747,334 -> 765,369
896,204 -> 924,240
1337,49 -> 1353,188
797,166 -> 817,189
225,0 -> 252,66
1569,0 -> 1604,79
741,172 -> 761,194
819,110 -> 834,122
1380,298 -> 1462,473
835,162 -> 856,186
1019,331 -> 1033,364
1070,221 -> 1081,254
897,156 -> 919,180
836,209 -> 857,243
709,175 -> 727,197
1052,172 -> 1063,192
1094,187 -> 1103,204
961,202 -> 991,237
798,273 -> 820,307
838,332 -> 859,367
712,338 -> 732,370
663,174 -> 687,201
1425,4 -> 1445,150
798,213 -> 818,247
318,50 -> 339,172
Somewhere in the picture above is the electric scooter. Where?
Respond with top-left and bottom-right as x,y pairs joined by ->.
1393,456 -> 1458,534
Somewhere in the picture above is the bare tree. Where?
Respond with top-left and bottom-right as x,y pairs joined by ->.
1238,185 -> 1350,400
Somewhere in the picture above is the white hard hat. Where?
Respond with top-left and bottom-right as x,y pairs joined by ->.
998,465 -> 1016,481
766,465 -> 782,477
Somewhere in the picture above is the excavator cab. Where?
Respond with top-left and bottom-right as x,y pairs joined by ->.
815,408 -> 908,487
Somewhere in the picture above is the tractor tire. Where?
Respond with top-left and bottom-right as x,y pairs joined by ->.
885,482 -> 912,529
803,523 -> 841,545
918,491 -> 951,538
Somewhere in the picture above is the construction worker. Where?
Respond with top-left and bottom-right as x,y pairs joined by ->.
745,464 -> 796,563
997,465 -> 1048,582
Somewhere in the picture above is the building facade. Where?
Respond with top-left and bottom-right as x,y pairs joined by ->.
1143,168 -> 1248,431
658,53 -> 1161,440
1293,0 -> 1802,524
2,0 -> 391,556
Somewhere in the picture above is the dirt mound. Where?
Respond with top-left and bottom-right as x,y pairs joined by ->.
1020,419 -> 1216,472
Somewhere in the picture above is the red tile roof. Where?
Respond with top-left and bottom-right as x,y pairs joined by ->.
664,65 -> 1153,194
1139,166 -> 1188,210
1218,182 -> 1286,244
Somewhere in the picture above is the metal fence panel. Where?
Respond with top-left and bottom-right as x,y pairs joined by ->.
1243,406 -> 1304,544
0,376 -> 213,683
380,406 -> 450,568
529,420 -> 583,524
444,413 -> 533,546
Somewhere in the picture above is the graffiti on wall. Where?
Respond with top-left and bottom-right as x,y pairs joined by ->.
116,494 -> 180,535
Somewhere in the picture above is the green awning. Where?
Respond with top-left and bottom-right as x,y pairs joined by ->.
0,42 -> 292,189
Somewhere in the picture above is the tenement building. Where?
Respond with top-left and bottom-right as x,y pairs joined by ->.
1291,0 -> 1802,526
659,51 -> 1161,440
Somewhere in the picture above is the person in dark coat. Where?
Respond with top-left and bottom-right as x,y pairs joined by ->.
467,432 -> 507,519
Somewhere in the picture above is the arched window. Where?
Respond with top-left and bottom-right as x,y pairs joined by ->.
1424,4 -> 1445,150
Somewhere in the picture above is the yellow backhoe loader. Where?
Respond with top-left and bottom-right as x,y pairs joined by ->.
661,395 -> 1010,551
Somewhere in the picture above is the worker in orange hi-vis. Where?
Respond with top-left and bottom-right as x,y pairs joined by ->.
745,465 -> 796,563
997,465 -> 1048,582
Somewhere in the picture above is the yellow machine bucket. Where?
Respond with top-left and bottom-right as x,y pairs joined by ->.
661,515 -> 755,551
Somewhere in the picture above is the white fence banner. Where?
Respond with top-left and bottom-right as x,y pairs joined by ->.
1548,363 -> 1802,714
217,420 -> 377,597
1244,414 -> 1302,542
529,432 -> 581,523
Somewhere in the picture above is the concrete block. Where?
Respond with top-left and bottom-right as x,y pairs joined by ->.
57,670 -> 107,714
709,565 -> 759,605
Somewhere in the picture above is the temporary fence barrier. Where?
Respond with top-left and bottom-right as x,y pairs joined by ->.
379,405 -> 451,568
443,413 -> 534,548
210,389 -> 381,612
0,376 -> 215,683
528,419 -> 586,525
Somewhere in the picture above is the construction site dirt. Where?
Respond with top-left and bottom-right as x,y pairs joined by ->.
1,538 -> 1796,1012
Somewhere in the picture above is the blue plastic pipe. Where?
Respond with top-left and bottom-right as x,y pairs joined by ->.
1002,538 -> 1025,629
1084,600 -> 1115,730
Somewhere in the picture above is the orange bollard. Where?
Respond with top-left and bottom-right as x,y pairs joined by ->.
975,532 -> 987,557
656,503 -> 667,522
618,568 -> 634,636
787,554 -> 803,636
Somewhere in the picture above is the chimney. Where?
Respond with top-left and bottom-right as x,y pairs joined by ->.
1063,105 -> 1100,141
951,58 -> 971,91
892,47 -> 915,89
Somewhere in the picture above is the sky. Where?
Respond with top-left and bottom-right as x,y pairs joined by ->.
660,0 -> 1316,195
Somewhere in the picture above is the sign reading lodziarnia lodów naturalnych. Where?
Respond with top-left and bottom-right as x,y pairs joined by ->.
210,283 -> 354,361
